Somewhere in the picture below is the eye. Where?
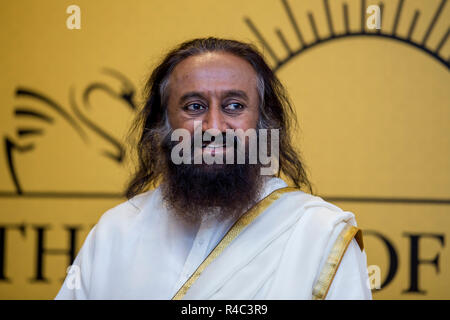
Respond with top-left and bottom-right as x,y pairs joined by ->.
223,102 -> 244,111
184,103 -> 206,112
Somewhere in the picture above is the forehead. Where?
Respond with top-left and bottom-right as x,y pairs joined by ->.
168,52 -> 258,95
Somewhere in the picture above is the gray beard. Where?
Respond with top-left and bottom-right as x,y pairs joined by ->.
159,138 -> 265,224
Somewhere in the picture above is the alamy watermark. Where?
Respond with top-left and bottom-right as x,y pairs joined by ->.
65,265 -> 81,290
367,264 -> 381,290
66,5 -> 81,30
366,5 -> 381,30
170,121 -> 279,176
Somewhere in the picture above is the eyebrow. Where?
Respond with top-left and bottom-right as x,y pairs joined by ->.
179,92 -> 205,105
222,90 -> 249,101
178,90 -> 249,105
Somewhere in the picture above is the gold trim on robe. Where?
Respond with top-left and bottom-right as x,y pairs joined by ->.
172,186 -> 299,300
312,224 -> 364,300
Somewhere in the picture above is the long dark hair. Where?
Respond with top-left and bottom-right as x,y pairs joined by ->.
125,37 -> 312,199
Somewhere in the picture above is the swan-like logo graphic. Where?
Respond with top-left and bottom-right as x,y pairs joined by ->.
4,68 -> 137,196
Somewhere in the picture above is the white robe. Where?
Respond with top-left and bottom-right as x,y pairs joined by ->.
55,177 -> 372,299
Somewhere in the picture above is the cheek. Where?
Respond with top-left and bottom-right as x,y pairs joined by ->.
167,96 -> 187,130
229,110 -> 259,130
167,111 -> 195,133
167,107 -> 184,128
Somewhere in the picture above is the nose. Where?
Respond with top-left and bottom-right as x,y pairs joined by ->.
202,103 -> 228,132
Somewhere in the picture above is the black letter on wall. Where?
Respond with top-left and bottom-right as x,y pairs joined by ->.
403,233 -> 445,294
364,230 -> 399,290
0,224 -> 26,281
30,225 -> 81,282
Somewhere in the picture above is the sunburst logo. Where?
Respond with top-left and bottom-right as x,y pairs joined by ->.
243,0 -> 449,205
244,0 -> 448,70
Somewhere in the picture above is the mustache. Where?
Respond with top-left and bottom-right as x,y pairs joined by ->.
167,131 -> 239,147
162,130 -> 244,161
156,126 -> 279,175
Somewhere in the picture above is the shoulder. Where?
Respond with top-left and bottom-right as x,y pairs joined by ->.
94,189 -> 158,233
278,190 -> 363,258
282,189 -> 358,229
288,192 -> 366,268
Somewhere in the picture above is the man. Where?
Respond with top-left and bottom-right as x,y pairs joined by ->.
56,38 -> 371,299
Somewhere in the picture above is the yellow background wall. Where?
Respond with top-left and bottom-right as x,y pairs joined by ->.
0,0 -> 449,299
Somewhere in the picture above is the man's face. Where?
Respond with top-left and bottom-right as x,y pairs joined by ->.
167,52 -> 260,156
160,52 -> 264,223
